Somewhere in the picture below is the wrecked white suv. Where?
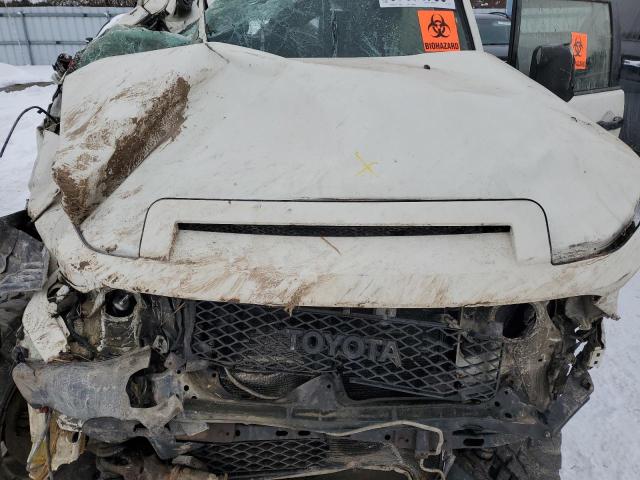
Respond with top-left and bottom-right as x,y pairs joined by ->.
1,0 -> 639,479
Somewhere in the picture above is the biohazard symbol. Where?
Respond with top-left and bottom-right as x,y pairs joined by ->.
417,10 -> 460,52
427,14 -> 451,39
570,32 -> 588,70
572,37 -> 584,58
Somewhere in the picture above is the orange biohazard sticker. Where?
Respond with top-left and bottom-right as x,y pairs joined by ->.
417,10 -> 460,53
571,32 -> 588,70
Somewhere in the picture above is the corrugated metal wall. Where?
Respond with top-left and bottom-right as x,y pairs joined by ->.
0,6 -> 131,65
615,0 -> 640,41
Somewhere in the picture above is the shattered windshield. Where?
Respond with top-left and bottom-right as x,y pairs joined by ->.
203,0 -> 473,57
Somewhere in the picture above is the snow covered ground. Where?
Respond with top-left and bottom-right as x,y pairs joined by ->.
0,63 -> 53,89
1,64 -> 639,479
0,64 -> 55,215
562,276 -> 640,480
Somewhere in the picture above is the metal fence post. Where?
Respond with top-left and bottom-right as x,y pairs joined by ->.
17,11 -> 34,65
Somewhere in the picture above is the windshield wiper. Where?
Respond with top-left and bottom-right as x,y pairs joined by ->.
330,9 -> 338,58
489,11 -> 511,19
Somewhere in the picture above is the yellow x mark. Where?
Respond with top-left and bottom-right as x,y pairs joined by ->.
355,151 -> 379,176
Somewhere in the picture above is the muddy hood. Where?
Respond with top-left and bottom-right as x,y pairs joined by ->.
49,42 -> 640,262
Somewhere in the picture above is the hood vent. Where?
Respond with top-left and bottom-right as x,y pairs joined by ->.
179,223 -> 510,237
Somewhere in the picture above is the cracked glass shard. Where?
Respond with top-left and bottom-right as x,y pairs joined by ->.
76,26 -> 193,70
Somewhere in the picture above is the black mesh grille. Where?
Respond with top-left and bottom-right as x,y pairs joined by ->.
192,438 -> 385,477
219,370 -> 311,399
190,302 -> 503,401
193,439 -> 330,475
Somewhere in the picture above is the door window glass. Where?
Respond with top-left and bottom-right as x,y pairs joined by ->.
516,0 -> 612,92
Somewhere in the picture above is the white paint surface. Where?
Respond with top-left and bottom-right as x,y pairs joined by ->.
570,89 -> 625,125
56,44 -> 640,264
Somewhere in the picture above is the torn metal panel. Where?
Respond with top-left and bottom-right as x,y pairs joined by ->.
98,452 -> 220,480
595,291 -> 621,319
13,348 -> 182,430
565,295 -> 608,329
26,405 -> 50,480
27,131 -> 60,220
22,291 -> 70,362
103,0 -> 199,35
501,303 -> 563,411
26,407 -> 86,479
0,216 -> 49,297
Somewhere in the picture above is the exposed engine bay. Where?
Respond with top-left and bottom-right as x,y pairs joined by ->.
3,224 -> 606,479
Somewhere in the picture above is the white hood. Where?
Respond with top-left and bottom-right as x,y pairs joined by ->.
49,42 -> 640,263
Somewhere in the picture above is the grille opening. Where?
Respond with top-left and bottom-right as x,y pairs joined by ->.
454,429 -> 487,448
498,304 -> 537,339
219,369 -> 311,400
192,438 -> 388,477
463,438 -> 485,447
179,223 -> 510,237
190,301 -> 504,402
126,370 -> 157,408
192,439 -> 330,475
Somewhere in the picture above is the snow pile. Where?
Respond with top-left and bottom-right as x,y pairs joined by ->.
0,84 -> 56,215
561,275 -> 640,480
0,63 -> 53,89
97,12 -> 129,36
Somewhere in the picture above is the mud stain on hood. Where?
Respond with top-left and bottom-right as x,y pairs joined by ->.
53,76 -> 191,225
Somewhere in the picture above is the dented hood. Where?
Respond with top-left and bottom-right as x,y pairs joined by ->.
51,42 -> 640,262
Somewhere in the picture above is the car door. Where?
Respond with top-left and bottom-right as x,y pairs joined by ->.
509,0 -> 624,135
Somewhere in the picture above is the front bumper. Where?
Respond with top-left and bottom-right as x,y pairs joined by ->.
35,203 -> 639,309
13,346 -> 593,479
12,291 -> 600,479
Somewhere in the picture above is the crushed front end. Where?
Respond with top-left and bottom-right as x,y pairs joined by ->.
3,2 -> 640,478
6,268 -> 610,479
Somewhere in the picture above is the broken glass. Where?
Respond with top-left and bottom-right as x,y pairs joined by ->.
76,26 -> 192,70
200,0 -> 472,58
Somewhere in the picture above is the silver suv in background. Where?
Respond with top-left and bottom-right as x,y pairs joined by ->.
474,11 -> 511,60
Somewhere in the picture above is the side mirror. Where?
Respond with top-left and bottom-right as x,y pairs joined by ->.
529,45 -> 575,102
621,58 -> 640,83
